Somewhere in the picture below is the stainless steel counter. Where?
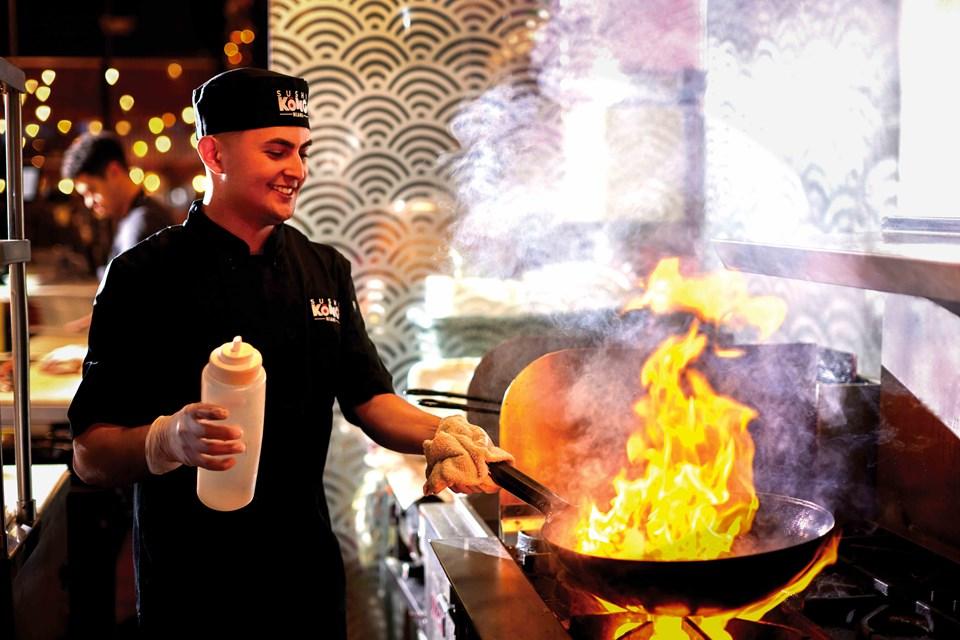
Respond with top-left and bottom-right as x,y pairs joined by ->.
431,537 -> 570,640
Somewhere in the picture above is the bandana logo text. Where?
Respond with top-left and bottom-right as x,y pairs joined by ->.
277,90 -> 309,119
310,298 -> 340,323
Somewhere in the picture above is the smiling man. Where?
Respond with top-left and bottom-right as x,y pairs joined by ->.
68,68 -> 511,638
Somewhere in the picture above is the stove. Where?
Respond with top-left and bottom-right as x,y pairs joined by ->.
505,524 -> 960,639
405,304 -> 960,640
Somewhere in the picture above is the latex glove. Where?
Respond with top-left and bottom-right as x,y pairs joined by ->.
423,415 -> 513,495
144,403 -> 245,475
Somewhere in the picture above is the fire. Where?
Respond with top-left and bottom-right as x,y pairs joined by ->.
570,258 -> 834,639
590,533 -> 840,639
575,258 -> 786,561
623,258 -> 787,341
697,532 -> 841,640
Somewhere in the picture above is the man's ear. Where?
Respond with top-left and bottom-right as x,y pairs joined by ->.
197,136 -> 225,175
105,160 -> 127,179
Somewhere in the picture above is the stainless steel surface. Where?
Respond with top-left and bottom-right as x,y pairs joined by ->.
431,537 -> 570,640
883,294 -> 960,439
0,58 -> 25,92
2,60 -> 35,529
713,236 -> 960,303
383,557 -> 426,626
419,500 -> 494,640
0,241 -> 30,266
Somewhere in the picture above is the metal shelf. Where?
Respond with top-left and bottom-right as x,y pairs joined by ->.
712,233 -> 960,303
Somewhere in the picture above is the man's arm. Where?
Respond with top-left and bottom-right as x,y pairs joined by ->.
73,404 -> 244,488
73,423 -> 151,487
353,393 -> 440,454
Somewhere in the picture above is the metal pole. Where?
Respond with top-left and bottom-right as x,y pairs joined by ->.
1,58 -> 35,528
6,0 -> 17,56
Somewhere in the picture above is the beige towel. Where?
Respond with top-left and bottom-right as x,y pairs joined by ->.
423,415 -> 514,495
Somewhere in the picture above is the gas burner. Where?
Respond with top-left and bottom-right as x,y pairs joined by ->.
567,613 -> 807,639
860,604 -> 933,639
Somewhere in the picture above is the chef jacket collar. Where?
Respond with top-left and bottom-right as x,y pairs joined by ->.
184,200 -> 286,262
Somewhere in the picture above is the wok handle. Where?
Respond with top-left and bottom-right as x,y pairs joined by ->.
488,461 -> 572,516
416,398 -> 501,415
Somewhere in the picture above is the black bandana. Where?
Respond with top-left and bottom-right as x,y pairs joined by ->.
192,67 -> 310,137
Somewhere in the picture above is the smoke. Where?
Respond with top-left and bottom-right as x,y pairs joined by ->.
446,1 -> 898,529
446,0 -> 697,282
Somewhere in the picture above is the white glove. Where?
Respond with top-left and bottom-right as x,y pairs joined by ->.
423,415 -> 514,495
144,402 -> 245,475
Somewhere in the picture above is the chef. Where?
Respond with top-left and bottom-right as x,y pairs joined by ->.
68,67 -> 510,638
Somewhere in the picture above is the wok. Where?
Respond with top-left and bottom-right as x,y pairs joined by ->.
489,461 -> 837,616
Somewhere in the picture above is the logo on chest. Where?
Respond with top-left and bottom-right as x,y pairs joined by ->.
310,297 -> 341,324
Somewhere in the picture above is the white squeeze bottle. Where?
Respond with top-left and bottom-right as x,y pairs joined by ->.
197,335 -> 267,511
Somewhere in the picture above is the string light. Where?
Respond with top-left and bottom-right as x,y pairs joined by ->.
167,62 -> 183,79
35,86 -> 51,102
0,179 -> 5,193
0,119 -> 5,135
88,120 -> 103,134
31,155 -> 45,169
192,175 -> 208,192
35,105 -> 51,121
57,119 -> 72,134
155,135 -> 172,153
181,106 -> 195,124
190,132 -> 198,148
143,173 -> 161,192
132,140 -> 149,157
129,167 -> 145,184
115,120 -> 132,135
240,29 -> 255,44
223,42 -> 239,57
148,117 -> 165,134
105,67 -> 120,85
58,178 -> 74,194
41,69 -> 56,85
24,79 -> 38,94
25,123 -> 39,137
119,95 -> 135,111
161,112 -> 177,128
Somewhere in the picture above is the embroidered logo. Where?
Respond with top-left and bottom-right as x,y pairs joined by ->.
310,297 -> 340,323
276,89 -> 309,119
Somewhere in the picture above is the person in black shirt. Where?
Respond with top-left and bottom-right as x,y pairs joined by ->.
68,68 -> 509,638
61,132 -> 180,333
61,132 -> 179,279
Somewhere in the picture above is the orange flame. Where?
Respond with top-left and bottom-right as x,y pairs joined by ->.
575,258 -> 785,561
575,319 -> 760,560
624,257 -> 787,341
573,258 -> 835,639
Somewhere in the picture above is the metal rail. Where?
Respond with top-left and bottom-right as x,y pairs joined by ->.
1,57 -> 36,559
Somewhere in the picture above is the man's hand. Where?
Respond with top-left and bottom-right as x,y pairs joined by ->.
423,415 -> 514,495
144,403 -> 245,475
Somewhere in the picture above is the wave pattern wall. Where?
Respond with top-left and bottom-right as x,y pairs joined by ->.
269,2 -> 545,638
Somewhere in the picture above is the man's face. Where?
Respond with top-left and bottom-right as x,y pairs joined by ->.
74,164 -> 127,220
214,126 -> 311,226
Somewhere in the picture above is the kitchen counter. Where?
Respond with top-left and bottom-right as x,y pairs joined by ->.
431,537 -> 570,639
0,334 -> 84,432
713,233 -> 960,303
2,463 -> 69,526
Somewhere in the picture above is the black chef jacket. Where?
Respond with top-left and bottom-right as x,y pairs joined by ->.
69,201 -> 394,636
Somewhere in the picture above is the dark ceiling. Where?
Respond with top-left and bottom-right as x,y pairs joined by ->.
1,0 -> 267,63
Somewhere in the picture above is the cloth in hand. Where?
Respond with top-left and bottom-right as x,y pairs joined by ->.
423,415 -> 513,495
